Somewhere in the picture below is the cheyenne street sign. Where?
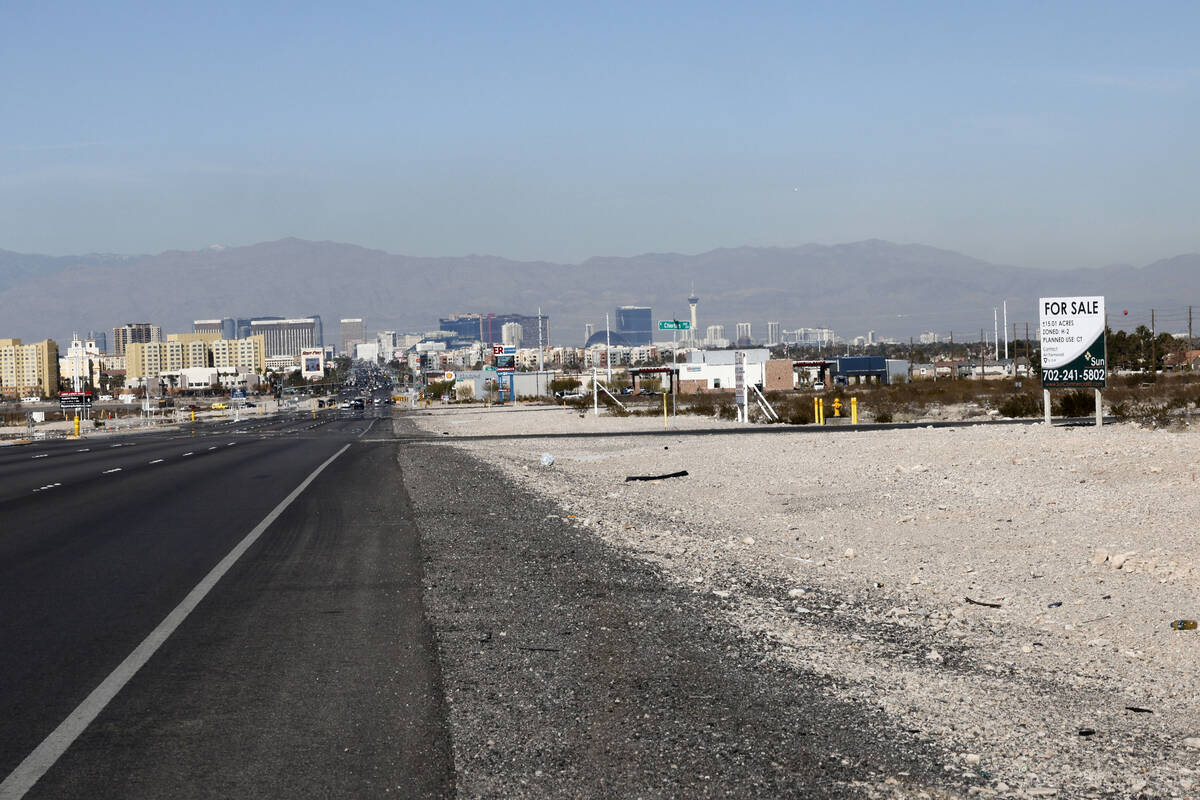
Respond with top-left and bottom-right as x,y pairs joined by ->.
658,320 -> 691,331
1039,296 -> 1107,388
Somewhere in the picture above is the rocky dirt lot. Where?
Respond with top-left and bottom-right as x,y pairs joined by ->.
408,404 -> 1200,799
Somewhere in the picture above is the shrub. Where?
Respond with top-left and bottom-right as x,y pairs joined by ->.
1054,389 -> 1094,417
998,393 -> 1041,417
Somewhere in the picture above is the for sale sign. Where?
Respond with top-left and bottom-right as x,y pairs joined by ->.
1039,296 -> 1106,388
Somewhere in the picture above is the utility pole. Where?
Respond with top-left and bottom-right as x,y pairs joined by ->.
1190,306 -> 1194,369
980,328 -> 986,381
605,313 -> 612,381
1025,322 -> 1031,377
993,308 -> 999,360
537,309 -> 547,379
949,331 -> 954,378
1003,301 -> 1009,360
1151,308 -> 1156,374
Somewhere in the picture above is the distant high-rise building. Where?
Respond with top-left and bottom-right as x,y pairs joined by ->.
584,323 -> 594,343
341,318 -> 366,355
615,306 -> 652,345
705,325 -> 727,347
735,322 -> 753,346
0,338 -> 59,398
437,312 -> 547,347
112,323 -> 163,357
250,317 -> 322,358
501,322 -> 523,348
194,318 -> 254,340
785,327 -> 836,346
87,330 -> 108,355
867,330 -> 877,345
766,322 -> 781,346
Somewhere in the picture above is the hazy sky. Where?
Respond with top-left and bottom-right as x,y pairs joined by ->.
2,1 -> 1197,269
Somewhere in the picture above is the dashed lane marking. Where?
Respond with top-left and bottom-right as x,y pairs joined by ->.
101,468 -> 121,474
182,452 -> 193,457
148,459 -> 164,465
31,454 -> 48,459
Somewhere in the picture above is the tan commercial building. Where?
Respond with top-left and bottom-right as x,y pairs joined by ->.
0,338 -> 60,398
211,336 -> 265,372
127,335 -> 265,381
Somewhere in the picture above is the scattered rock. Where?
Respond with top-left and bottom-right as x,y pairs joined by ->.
843,548 -> 856,559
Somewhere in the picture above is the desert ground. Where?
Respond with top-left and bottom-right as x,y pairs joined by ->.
409,403 -> 1200,799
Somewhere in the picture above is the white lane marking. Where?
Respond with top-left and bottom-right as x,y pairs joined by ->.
227,442 -> 236,446
77,449 -> 89,452
0,442 -> 351,800
109,444 -> 123,448
207,446 -> 217,451
33,483 -> 61,492
182,452 -> 193,457
31,454 -> 49,459
101,468 -> 121,474
149,459 -> 164,465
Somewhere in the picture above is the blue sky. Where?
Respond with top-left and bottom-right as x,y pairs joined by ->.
1,1 -> 1197,268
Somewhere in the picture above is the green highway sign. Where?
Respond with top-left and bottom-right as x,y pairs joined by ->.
658,320 -> 691,331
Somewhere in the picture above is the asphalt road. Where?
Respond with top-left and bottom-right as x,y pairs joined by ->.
0,407 -> 452,799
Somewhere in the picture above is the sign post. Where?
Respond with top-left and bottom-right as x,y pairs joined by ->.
493,345 -> 515,403
1039,296 -> 1106,426
660,320 -> 691,420
734,351 -> 746,423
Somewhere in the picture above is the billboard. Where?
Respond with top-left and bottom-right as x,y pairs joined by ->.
1039,296 -> 1106,388
493,344 -> 515,373
300,347 -> 325,380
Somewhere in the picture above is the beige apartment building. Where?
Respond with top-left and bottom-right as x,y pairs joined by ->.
127,335 -> 265,380
0,338 -> 60,398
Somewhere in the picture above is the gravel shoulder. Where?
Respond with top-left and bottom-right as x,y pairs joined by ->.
398,422 -> 959,798
405,404 -> 1200,799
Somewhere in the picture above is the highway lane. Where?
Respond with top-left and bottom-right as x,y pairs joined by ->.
0,409 -> 449,798
0,415 -> 382,505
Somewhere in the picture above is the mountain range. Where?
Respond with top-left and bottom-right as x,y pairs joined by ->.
2,238 -> 1198,348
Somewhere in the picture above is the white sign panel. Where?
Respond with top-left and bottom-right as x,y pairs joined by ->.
1039,296 -> 1106,388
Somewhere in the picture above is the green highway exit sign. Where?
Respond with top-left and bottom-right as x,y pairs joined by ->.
658,320 -> 691,331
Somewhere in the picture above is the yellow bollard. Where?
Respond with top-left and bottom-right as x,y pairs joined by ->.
813,396 -> 819,424
73,415 -> 80,437
663,391 -> 668,429
851,396 -> 858,425
191,410 -> 195,422
818,398 -> 825,425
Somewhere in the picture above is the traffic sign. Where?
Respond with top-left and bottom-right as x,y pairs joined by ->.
59,392 -> 92,408
444,371 -> 456,382
658,320 -> 691,331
